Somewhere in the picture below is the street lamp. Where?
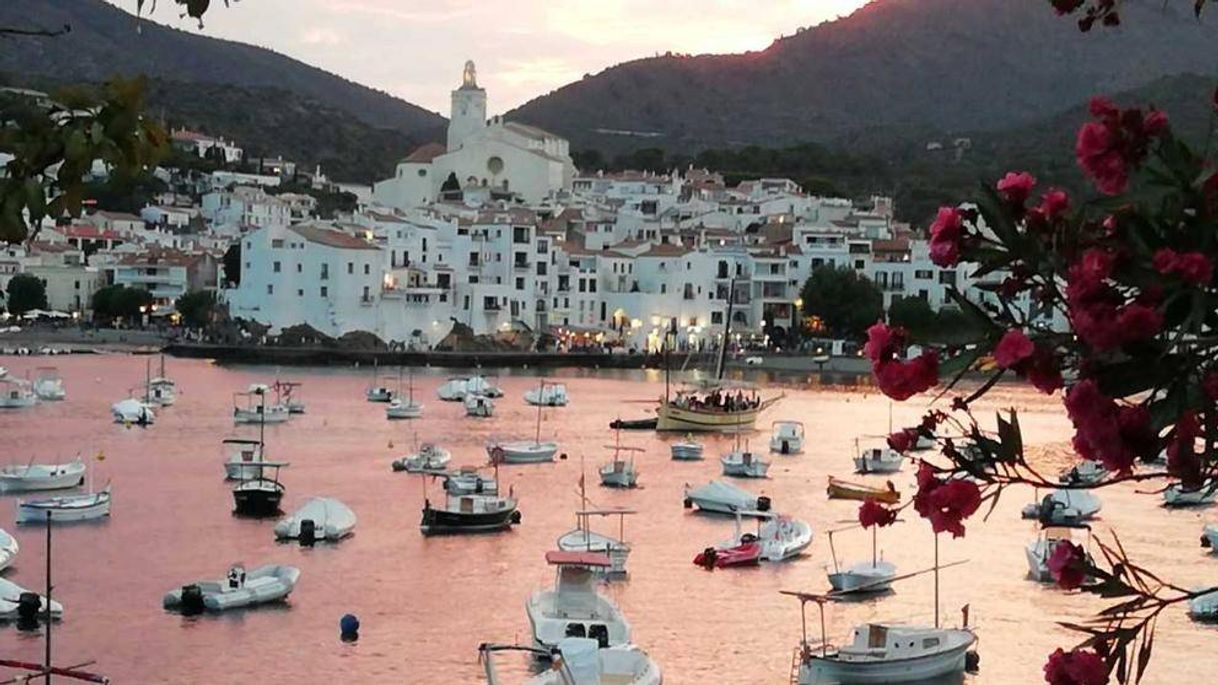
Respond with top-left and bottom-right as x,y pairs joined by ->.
791,297 -> 804,348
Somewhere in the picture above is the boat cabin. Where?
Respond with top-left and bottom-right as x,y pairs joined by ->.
836,624 -> 956,662
545,551 -> 616,645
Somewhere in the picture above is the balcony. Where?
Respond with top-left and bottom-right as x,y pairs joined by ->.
360,295 -> 374,307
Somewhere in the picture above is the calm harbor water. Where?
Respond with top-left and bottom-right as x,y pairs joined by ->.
0,354 -> 1214,684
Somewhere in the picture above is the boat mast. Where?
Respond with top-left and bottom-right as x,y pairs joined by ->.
533,378 -> 543,445
715,276 -> 736,381
144,357 -> 151,403
44,509 -> 52,685
934,532 -> 940,628
258,389 -> 266,451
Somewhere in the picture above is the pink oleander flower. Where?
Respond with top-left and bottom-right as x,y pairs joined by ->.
929,207 -> 964,267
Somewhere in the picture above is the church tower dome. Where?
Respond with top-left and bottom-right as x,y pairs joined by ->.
447,60 -> 487,152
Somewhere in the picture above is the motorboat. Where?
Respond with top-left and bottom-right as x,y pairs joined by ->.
420,491 -> 520,535
1188,588 -> 1218,621
438,375 -> 502,401
0,528 -> 17,571
656,385 -> 782,432
31,367 -> 65,401
1164,482 -> 1217,507
274,497 -> 356,543
1026,525 -> 1093,583
527,551 -> 632,652
796,622 -> 977,684
670,436 -> 704,460
557,509 -> 635,575
17,487 -> 111,524
525,381 -> 569,407
696,512 -> 812,568
163,564 -> 300,614
0,377 -> 36,409
1058,460 -> 1108,486
112,398 -> 155,425
1202,523 -> 1218,551
465,393 -> 495,418
232,463 -> 288,517
0,459 -> 85,492
392,443 -> 452,473
386,368 -> 423,419
600,429 -> 642,488
721,450 -> 770,478
466,375 -> 503,398
827,477 -> 900,504
827,526 -> 896,594
233,385 -> 290,424
854,446 -> 904,475
365,359 -> 395,402
270,379 -> 306,414
478,639 -> 662,685
684,480 -> 770,515
0,578 -> 62,621
770,420 -> 806,455
1022,489 -> 1102,524
444,467 -> 499,496
223,438 -> 267,480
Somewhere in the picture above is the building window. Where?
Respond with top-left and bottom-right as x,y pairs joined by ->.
938,270 -> 957,285
515,277 -> 525,290
267,284 -> 273,295
297,289 -> 303,297
273,261 -> 281,273
321,263 -> 329,280
915,269 -> 933,279
711,311 -> 723,324
854,260 -> 865,269
362,285 -> 370,299
320,286 -> 328,297
347,262 -> 354,275
364,263 -> 370,275
537,262 -> 547,276
578,279 -> 586,293
271,239 -> 284,248
296,263 -> 302,273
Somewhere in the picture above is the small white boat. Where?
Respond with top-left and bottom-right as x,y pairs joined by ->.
365,360 -> 394,402
721,450 -> 770,478
1201,523 -> 1218,551
17,487 -> 111,524
436,377 -> 468,401
466,375 -> 503,398
145,355 -> 176,406
557,509 -> 635,575
684,480 -> 770,515
223,438 -> 267,480
32,367 -> 65,401
387,398 -> 424,419
0,528 -> 17,571
854,446 -> 904,474
112,398 -> 155,425
527,551 -> 632,652
0,577 -> 62,620
0,459 -> 85,492
1026,526 -> 1093,583
525,382 -> 568,407
393,443 -> 452,473
599,429 -> 642,488
797,623 -> 976,684
1022,489 -> 1103,524
1188,588 -> 1218,621
0,377 -> 36,408
163,564 -> 300,613
489,440 -> 558,464
274,497 -> 356,543
830,560 -> 898,593
233,385 -> 290,424
705,512 -> 812,564
274,380 -> 306,414
444,467 -> 499,496
465,393 -> 495,418
1164,483 -> 1217,507
670,436 -> 704,460
770,420 -> 805,455
480,639 -> 662,685
1058,460 -> 1108,486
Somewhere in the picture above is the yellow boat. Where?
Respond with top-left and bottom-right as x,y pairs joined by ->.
826,476 -> 900,504
655,392 -> 782,432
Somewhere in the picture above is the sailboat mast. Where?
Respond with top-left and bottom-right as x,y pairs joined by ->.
44,510 -> 52,685
934,532 -> 940,628
534,378 -> 543,444
258,390 -> 266,448
715,277 -> 736,381
144,358 -> 151,403
872,524 -> 878,567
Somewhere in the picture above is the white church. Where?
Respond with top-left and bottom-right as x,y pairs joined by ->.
373,62 -> 577,209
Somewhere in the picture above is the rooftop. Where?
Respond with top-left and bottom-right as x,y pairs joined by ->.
288,224 -> 379,251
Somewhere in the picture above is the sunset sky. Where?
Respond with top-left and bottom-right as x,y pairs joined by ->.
106,0 -> 870,115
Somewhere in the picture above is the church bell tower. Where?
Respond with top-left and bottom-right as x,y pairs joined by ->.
447,60 -> 487,152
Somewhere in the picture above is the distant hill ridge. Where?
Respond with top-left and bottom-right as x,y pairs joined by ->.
509,0 -> 1218,152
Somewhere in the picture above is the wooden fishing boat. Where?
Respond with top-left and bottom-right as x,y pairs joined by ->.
827,476 -> 900,504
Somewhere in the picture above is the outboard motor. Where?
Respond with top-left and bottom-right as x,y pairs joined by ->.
683,497 -> 693,509
391,460 -> 407,473
180,584 -> 205,616
510,510 -> 522,524
1202,535 -> 1212,549
15,592 -> 41,630
966,650 -> 981,673
695,547 -> 718,569
299,519 -> 317,547
756,496 -> 772,512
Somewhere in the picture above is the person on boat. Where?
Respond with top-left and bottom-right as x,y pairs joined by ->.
227,565 -> 246,589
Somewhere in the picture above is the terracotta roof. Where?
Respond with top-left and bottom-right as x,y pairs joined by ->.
639,243 -> 690,257
170,129 -> 215,143
288,224 -> 379,251
62,225 -> 123,241
116,247 -> 202,268
873,238 -> 910,253
403,143 -> 446,164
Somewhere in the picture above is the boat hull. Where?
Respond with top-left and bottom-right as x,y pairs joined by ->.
827,478 -> 900,504
656,402 -> 760,432
233,407 -> 291,425
386,403 -> 423,419
17,493 -> 111,524
232,485 -> 284,517
491,442 -> 558,464
419,503 -> 519,535
800,643 -> 971,684
0,466 -> 86,493
600,466 -> 638,488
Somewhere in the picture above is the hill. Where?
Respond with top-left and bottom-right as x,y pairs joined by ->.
510,0 -> 1218,153
0,0 -> 444,136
